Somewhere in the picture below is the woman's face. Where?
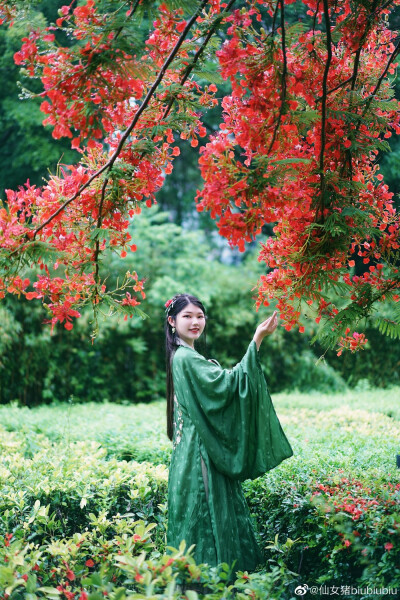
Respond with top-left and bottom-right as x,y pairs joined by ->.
169,302 -> 206,347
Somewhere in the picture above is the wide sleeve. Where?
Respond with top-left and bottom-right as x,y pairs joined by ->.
172,341 -> 293,481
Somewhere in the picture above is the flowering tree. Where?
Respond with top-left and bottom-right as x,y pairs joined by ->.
0,0 -> 399,352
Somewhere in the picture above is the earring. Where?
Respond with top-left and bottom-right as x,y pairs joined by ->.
172,327 -> 176,333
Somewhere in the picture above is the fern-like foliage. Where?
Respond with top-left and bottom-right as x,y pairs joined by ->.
372,295 -> 400,340
375,317 -> 400,339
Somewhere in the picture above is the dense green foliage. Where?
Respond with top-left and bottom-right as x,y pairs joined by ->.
1,208 -> 400,406
0,391 -> 399,598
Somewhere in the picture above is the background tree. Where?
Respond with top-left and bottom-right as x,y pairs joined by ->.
0,0 -> 78,197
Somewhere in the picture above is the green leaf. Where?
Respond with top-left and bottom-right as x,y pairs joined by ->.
165,0 -> 202,15
272,158 -> 312,165
375,317 -> 400,340
341,207 -> 366,217
194,70 -> 224,85
285,21 -> 308,44
37,588 -> 61,598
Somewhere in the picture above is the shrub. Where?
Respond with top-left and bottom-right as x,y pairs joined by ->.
1,395 -> 399,597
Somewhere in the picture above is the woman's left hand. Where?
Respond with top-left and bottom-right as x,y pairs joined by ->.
253,311 -> 278,350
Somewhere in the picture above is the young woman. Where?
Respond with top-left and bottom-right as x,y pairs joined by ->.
165,293 -> 293,572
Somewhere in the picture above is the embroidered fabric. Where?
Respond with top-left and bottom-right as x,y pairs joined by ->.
172,393 -> 184,449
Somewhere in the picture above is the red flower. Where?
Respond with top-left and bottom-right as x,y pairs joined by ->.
85,559 -> 95,567
384,542 -> 393,551
121,292 -> 139,307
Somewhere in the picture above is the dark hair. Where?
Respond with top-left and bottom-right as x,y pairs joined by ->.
165,293 -> 206,441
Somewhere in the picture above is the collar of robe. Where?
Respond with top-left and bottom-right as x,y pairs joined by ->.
176,338 -> 195,350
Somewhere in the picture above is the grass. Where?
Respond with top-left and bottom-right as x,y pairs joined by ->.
0,386 -> 399,481
0,399 -> 170,464
276,387 -> 400,420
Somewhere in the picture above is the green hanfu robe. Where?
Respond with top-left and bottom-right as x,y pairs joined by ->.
167,340 -> 293,572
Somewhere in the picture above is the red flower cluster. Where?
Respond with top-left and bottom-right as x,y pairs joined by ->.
0,0 -> 222,330
337,328 -> 368,356
0,0 -> 399,349
311,477 -> 400,522
196,0 -> 400,344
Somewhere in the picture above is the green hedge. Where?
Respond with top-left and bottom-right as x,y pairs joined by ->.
1,393 -> 399,598
0,426 -> 294,598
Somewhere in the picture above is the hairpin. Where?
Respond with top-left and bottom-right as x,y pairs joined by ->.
165,295 -> 180,313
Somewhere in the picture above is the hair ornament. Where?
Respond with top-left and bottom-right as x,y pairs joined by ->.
164,294 -> 181,314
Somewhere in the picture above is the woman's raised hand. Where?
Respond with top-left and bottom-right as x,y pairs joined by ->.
253,310 -> 278,350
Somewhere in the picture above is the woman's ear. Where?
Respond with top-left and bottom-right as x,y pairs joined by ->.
168,316 -> 175,327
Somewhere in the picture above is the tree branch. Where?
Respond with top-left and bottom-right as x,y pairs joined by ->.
318,0 -> 333,220
93,176 -> 109,289
362,35 -> 400,118
316,0 -> 389,102
351,1 -> 379,92
266,0 -> 287,155
162,0 -> 237,121
312,1 -> 320,37
114,0 -> 141,40
270,0 -> 280,38
315,76 -> 353,102
339,1 -> 380,183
